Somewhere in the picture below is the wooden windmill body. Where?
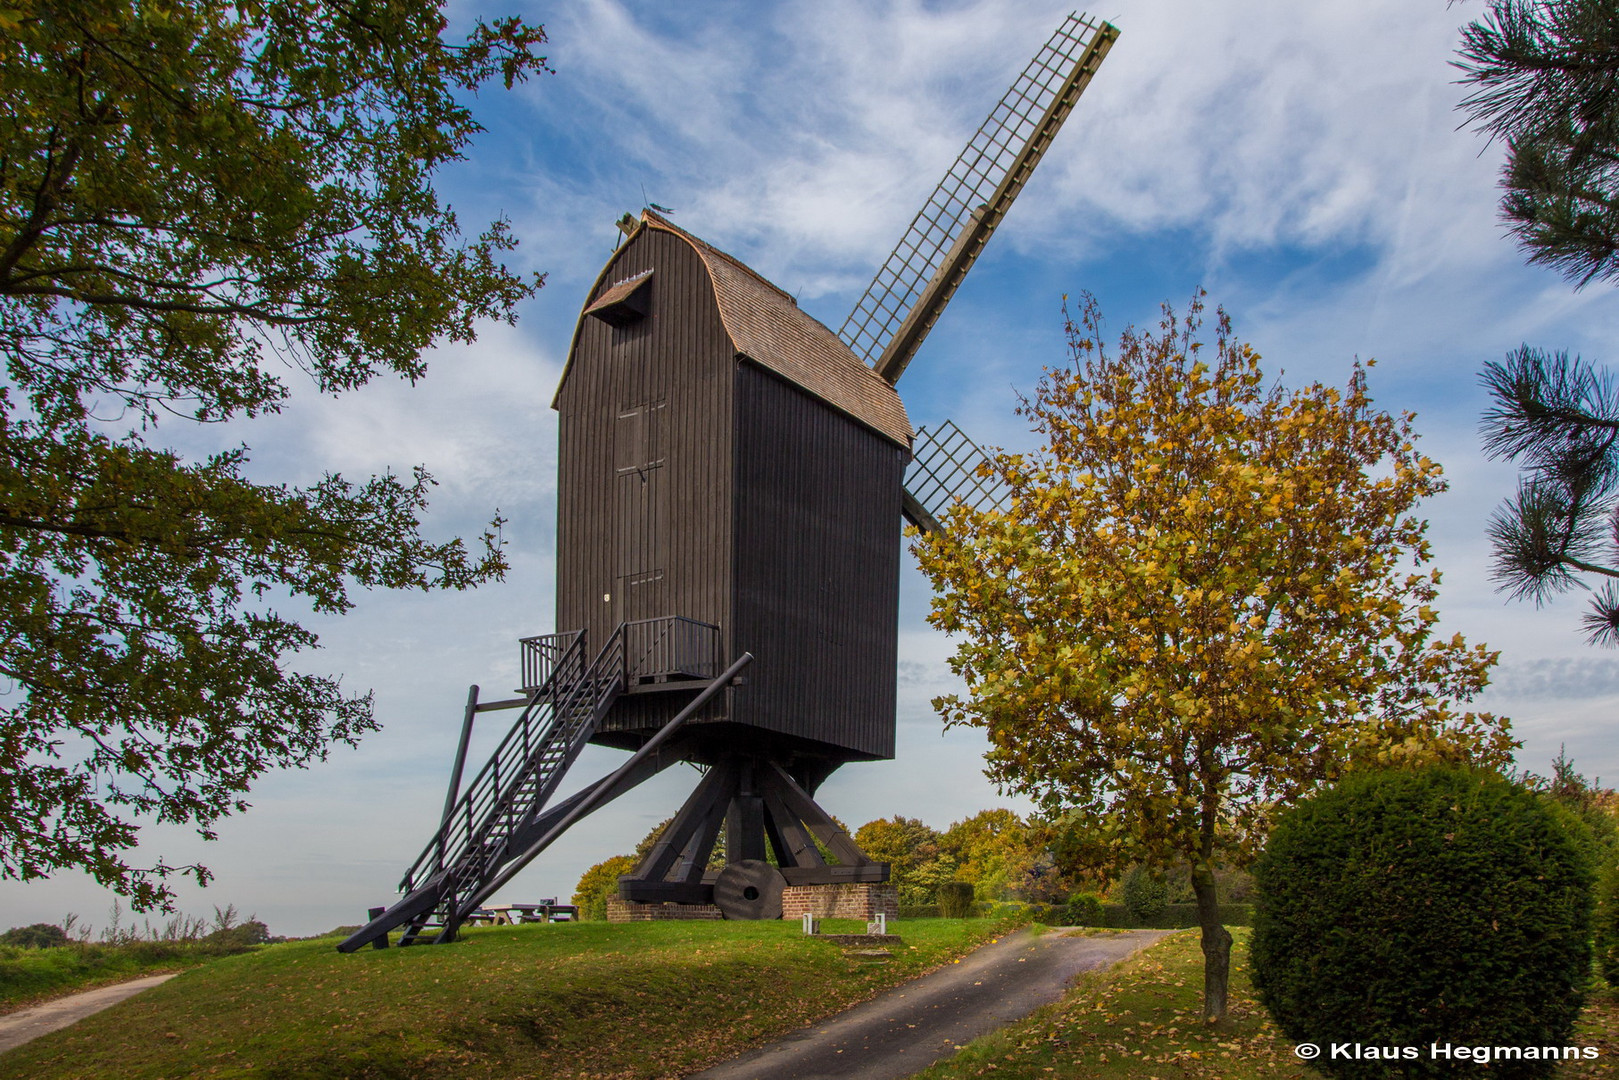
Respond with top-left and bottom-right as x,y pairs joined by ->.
340,12 -> 1116,951
557,215 -> 908,769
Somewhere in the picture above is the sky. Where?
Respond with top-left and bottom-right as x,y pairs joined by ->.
6,0 -> 1619,938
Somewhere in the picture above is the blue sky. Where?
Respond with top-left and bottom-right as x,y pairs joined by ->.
6,0 -> 1619,937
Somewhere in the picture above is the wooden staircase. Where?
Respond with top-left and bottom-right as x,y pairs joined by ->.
337,630 -> 626,951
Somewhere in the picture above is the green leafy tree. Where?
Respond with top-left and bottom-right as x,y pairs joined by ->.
913,295 -> 1515,1021
1456,0 -> 1619,286
1521,746 -> 1619,864
572,855 -> 637,922
0,922 -> 68,948
854,816 -> 943,905
904,852 -> 961,907
1116,865 -> 1169,923
0,0 -> 550,908
939,808 -> 1043,901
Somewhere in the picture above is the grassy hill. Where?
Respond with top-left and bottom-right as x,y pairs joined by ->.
0,917 -> 1014,1079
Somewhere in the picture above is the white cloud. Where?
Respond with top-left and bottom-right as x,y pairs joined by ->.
12,0 -> 1619,935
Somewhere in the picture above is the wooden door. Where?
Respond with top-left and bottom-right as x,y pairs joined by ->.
613,398 -> 667,626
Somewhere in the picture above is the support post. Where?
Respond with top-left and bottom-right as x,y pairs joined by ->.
442,686 -> 479,827
436,685 -> 480,873
368,907 -> 388,949
726,758 -> 767,863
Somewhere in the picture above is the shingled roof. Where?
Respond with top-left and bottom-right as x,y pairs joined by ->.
558,211 -> 912,449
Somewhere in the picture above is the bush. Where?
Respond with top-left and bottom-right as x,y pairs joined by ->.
1598,861 -> 1619,987
897,905 -> 940,919
938,881 -> 975,918
204,920 -> 273,950
573,855 -> 638,921
1098,902 -> 1252,929
0,924 -> 68,948
1251,766 -> 1594,1079
1117,865 -> 1168,922
1065,893 -> 1104,926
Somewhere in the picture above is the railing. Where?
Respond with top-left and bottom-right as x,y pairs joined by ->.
396,617 -> 721,900
519,630 -> 584,694
400,630 -> 617,896
622,616 -> 721,683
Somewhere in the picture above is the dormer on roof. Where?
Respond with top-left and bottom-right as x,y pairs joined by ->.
584,269 -> 653,327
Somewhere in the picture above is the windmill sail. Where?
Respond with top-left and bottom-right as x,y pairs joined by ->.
902,420 -> 1010,533
838,12 -> 1117,386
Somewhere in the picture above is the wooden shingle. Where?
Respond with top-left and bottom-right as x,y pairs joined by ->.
642,212 -> 912,450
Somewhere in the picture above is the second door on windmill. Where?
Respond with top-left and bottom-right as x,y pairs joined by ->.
613,397 -> 667,627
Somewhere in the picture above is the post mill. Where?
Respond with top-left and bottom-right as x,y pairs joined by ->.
340,11 -> 1117,951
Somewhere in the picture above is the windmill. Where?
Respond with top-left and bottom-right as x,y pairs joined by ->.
339,11 -> 1117,952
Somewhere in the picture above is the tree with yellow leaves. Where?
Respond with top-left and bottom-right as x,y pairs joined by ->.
913,294 -> 1515,1022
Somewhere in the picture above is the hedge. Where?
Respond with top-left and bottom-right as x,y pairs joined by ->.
1250,766 -> 1593,1080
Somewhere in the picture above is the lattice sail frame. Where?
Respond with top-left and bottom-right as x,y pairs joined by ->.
838,12 -> 1117,385
903,420 -> 1010,533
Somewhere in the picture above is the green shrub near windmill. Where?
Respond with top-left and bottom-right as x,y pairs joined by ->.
1250,765 -> 1595,1079
1117,865 -> 1170,923
937,882 -> 975,919
1597,862 -> 1619,988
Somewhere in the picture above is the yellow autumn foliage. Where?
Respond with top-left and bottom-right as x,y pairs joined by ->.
913,293 -> 1515,882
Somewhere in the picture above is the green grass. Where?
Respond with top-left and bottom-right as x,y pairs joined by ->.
0,915 -> 1017,1079
911,928 -> 1307,1080
0,942 -> 227,1014
1567,989 -> 1619,1078
910,928 -> 1619,1080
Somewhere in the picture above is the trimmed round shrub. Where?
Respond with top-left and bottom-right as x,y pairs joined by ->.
1118,865 -> 1168,923
938,881 -> 975,918
1251,766 -> 1594,1079
1066,892 -> 1105,927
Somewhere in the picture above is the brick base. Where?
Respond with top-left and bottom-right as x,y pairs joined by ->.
605,897 -> 724,923
606,882 -> 899,922
781,883 -> 899,921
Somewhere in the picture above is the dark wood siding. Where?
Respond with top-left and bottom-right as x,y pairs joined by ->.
556,230 -> 735,739
556,228 -> 904,761
730,363 -> 903,761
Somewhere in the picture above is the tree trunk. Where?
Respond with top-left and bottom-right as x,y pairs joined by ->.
1191,864 -> 1232,1023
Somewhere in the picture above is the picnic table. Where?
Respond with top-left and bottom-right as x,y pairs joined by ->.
468,901 -> 578,925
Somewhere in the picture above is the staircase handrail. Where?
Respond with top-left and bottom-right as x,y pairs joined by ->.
399,627 -> 630,894
399,630 -> 592,891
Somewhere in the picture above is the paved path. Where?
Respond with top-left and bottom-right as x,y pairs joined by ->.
0,973 -> 180,1055
686,927 -> 1173,1080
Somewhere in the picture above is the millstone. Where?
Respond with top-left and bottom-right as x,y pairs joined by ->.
712,859 -> 786,920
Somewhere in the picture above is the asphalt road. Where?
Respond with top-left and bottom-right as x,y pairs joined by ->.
0,973 -> 179,1056
685,927 -> 1173,1080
